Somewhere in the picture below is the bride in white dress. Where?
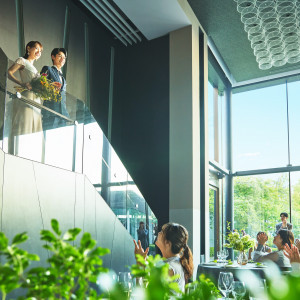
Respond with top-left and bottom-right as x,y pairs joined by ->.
8,41 -> 43,136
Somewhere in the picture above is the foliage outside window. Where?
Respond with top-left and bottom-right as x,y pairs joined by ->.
234,174 -> 290,238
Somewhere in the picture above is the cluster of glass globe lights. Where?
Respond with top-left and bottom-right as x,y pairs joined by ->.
234,0 -> 300,70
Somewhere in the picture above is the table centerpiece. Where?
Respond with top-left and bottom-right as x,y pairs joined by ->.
224,225 -> 255,265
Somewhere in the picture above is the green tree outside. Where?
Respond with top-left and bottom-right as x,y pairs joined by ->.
233,174 -> 300,241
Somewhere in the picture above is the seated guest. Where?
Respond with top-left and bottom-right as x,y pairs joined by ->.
248,231 -> 272,259
134,223 -> 193,293
275,212 -> 292,233
253,230 -> 294,268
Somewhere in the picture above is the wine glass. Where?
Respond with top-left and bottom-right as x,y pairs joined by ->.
218,272 -> 227,298
218,272 -> 233,299
217,251 -> 222,263
232,281 -> 246,299
118,272 -> 133,297
223,249 -> 229,262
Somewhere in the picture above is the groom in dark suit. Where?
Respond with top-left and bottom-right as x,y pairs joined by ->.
41,48 -> 70,129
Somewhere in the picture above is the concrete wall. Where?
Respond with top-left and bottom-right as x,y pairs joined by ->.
0,148 -> 135,272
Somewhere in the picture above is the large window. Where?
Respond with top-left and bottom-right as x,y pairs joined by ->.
232,84 -> 288,171
208,58 -> 227,257
234,173 -> 289,237
208,79 -> 226,258
208,51 -> 300,256
232,79 -> 300,239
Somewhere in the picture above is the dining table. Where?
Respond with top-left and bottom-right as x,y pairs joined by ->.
197,261 -> 268,285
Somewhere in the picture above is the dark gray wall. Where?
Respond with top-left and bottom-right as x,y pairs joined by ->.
112,37 -> 170,226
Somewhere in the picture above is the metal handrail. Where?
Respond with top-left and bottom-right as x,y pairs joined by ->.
2,86 -> 76,124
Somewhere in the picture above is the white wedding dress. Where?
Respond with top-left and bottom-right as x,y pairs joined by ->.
12,57 -> 42,135
8,57 -> 44,160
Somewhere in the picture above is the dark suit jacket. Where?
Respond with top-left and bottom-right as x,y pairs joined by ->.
40,65 -> 69,117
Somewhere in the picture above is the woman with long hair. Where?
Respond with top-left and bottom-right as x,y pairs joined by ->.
253,229 -> 294,267
8,41 -> 43,137
134,222 -> 193,292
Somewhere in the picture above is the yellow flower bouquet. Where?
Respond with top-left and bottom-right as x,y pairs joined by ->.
15,74 -> 61,102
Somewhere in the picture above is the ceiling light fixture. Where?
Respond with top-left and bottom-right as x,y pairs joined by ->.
234,0 -> 300,70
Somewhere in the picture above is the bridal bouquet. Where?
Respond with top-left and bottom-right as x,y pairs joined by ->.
15,73 -> 62,102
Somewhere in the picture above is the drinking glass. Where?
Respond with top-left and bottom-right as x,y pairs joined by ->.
118,272 -> 133,297
232,281 -> 246,299
217,251 -> 222,263
186,284 -> 197,295
218,273 -> 227,298
223,249 -> 229,261
218,272 -> 233,299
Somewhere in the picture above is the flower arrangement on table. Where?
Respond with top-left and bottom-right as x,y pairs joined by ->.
224,229 -> 255,252
15,73 -> 62,102
224,224 -> 255,265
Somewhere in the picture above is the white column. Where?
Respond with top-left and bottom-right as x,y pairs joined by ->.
169,24 -> 203,276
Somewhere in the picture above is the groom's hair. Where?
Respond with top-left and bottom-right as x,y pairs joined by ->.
51,48 -> 67,62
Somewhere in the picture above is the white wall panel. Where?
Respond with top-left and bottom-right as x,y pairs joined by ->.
111,219 -> 126,271
83,176 -> 96,237
74,173 -> 85,244
0,149 -> 135,273
95,192 -> 116,268
2,154 -> 48,265
33,162 -> 76,233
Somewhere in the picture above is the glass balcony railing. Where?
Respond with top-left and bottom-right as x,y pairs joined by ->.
0,48 -> 157,245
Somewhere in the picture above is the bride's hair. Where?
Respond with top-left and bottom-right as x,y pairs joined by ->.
23,41 -> 43,59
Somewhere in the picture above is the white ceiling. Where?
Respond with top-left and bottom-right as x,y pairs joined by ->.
113,0 -> 191,40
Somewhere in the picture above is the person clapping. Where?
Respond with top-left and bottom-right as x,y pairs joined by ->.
253,230 -> 294,268
248,231 -> 272,260
133,223 -> 193,293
